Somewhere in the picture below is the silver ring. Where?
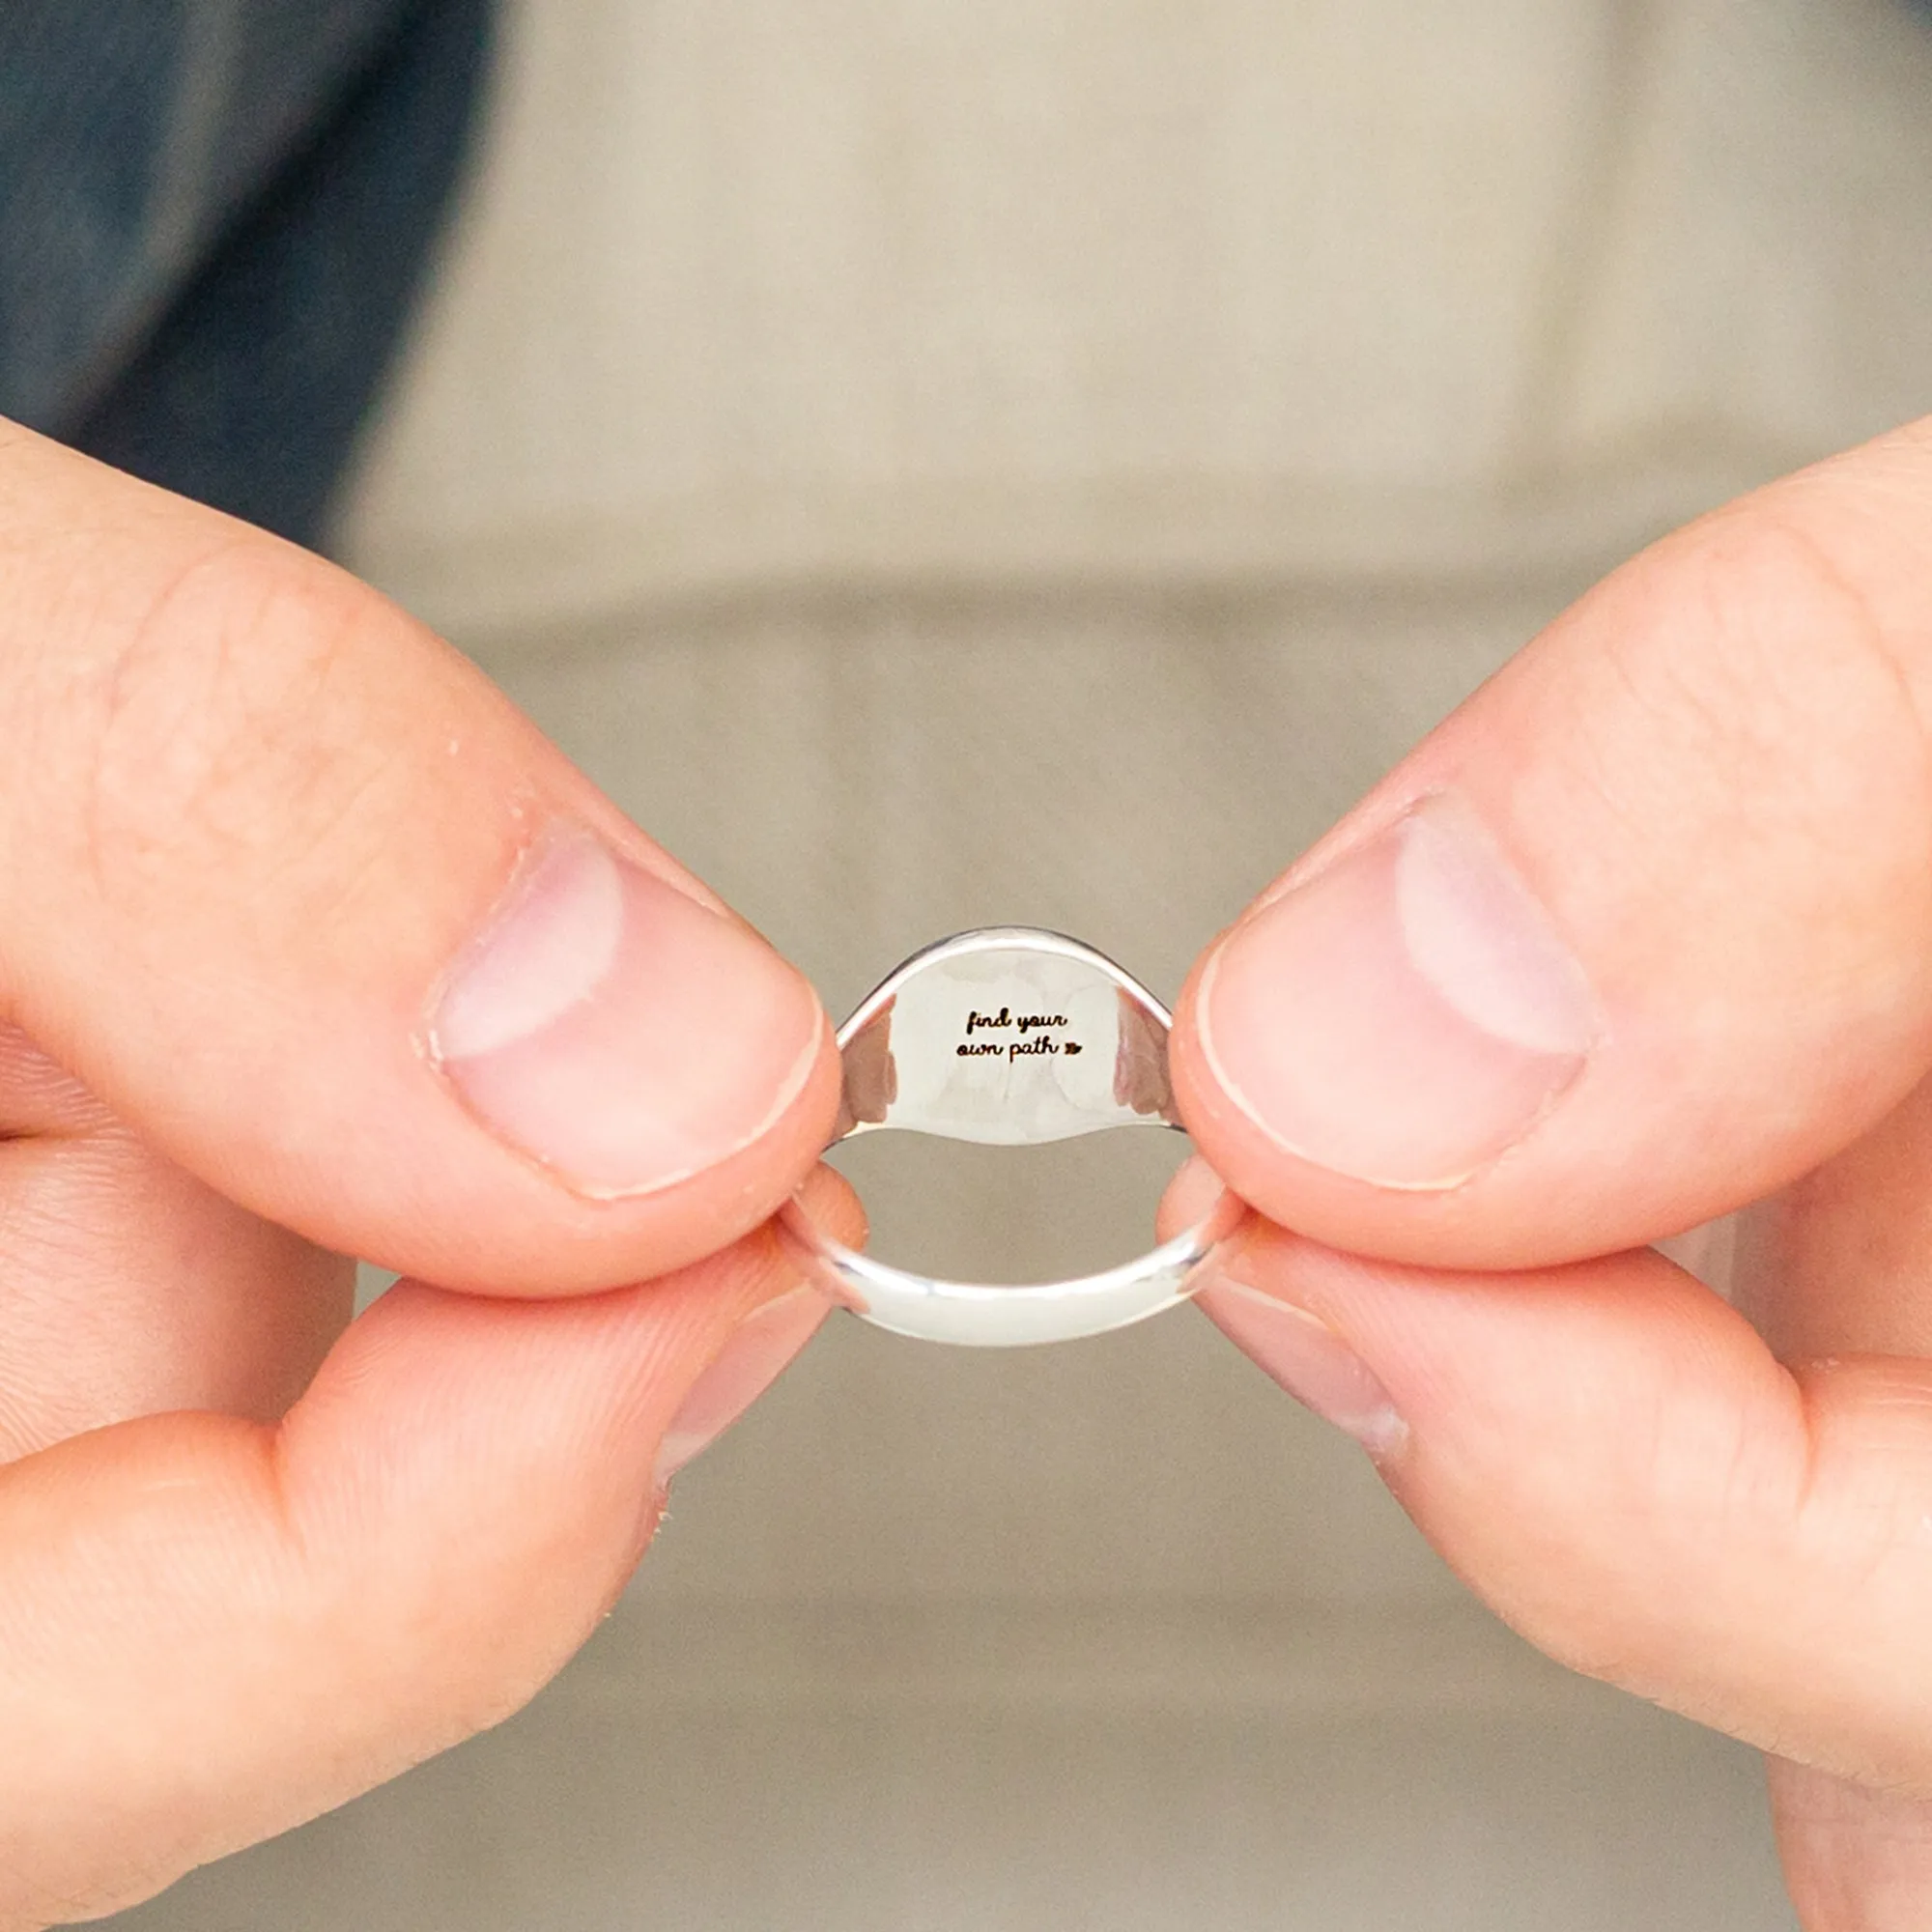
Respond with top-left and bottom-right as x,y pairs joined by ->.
779,927 -> 1246,1347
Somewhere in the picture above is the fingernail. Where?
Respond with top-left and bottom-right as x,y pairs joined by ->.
1204,1273 -> 1408,1459
427,826 -> 823,1196
653,1286 -> 828,1486
1198,793 -> 1599,1187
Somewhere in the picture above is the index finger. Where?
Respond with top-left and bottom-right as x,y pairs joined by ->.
0,1171 -> 858,1926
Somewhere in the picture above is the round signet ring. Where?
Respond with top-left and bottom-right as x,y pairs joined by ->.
778,927 -> 1247,1346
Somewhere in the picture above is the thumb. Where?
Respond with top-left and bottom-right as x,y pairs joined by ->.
0,424 -> 838,1293
1170,415 -> 1932,1268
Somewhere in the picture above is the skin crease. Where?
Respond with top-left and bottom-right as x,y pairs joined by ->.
1166,418 -> 1932,1929
15,400 -> 1932,1931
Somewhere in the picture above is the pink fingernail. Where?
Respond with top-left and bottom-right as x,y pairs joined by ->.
426,827 -> 823,1196
653,1287 -> 828,1485
1204,1275 -> 1408,1460
1197,794 -> 1599,1187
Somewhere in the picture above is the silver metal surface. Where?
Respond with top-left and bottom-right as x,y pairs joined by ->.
780,928 -> 1245,1346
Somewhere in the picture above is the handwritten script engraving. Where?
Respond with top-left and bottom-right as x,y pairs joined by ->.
954,1006 -> 1085,1063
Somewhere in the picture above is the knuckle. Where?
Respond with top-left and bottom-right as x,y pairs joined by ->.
1554,502 -> 1932,984
67,545 -> 418,943
1442,1363 -> 1803,1706
1613,510 -> 1889,801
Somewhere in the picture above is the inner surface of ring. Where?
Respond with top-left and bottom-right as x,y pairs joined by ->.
831,928 -> 1183,1151
828,1126 -> 1195,1289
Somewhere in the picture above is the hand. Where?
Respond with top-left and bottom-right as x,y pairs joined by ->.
1166,416 -> 1932,1930
0,425 -> 846,1928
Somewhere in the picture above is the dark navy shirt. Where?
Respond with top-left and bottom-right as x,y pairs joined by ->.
0,0 -> 493,546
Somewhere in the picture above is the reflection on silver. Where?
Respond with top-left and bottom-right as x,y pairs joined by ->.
780,928 -> 1246,1347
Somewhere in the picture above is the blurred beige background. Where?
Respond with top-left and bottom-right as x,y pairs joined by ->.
108,0 -> 1932,1925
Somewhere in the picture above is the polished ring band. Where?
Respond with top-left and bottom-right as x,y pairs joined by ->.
779,927 -> 1246,1347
